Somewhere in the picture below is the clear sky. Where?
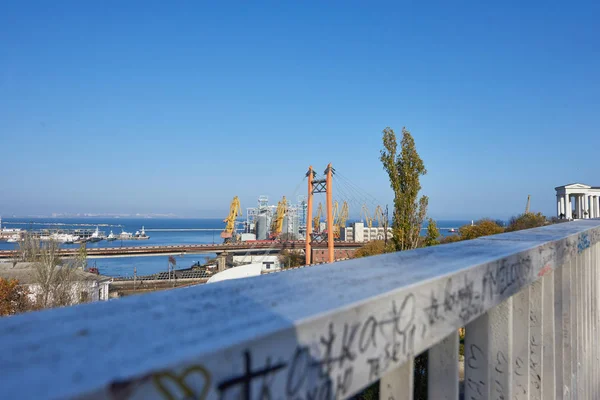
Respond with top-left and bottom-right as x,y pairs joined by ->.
1,1 -> 599,219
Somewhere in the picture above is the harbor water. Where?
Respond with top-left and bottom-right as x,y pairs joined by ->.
0,217 -> 470,277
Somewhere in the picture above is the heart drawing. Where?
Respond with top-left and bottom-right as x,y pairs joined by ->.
152,365 -> 211,400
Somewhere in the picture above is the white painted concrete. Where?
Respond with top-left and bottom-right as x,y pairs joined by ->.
206,263 -> 263,283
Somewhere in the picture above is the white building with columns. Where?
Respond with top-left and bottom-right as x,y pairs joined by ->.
555,183 -> 600,219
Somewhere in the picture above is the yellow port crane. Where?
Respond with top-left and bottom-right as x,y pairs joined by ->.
373,205 -> 384,227
361,204 -> 373,228
361,204 -> 384,228
270,196 -> 288,239
313,203 -> 323,232
221,196 -> 242,239
333,201 -> 349,238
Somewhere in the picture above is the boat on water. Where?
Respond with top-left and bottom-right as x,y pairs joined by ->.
6,234 -> 19,243
106,230 -> 117,242
88,226 -> 104,243
118,229 -> 133,240
50,233 -> 80,244
134,226 -> 150,240
449,228 -> 456,233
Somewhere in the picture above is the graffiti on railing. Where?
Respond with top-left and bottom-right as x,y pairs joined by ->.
577,232 -> 590,253
153,365 -> 211,400
105,228 -> 597,400
482,256 -> 533,300
465,343 -> 486,400
424,275 -> 483,325
212,294 -> 419,400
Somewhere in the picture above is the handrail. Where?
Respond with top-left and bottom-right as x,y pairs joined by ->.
0,220 -> 599,399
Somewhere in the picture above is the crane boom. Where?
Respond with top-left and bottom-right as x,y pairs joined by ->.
221,196 -> 242,239
361,204 -> 373,228
373,205 -> 384,227
270,196 -> 288,238
334,201 -> 349,238
313,203 -> 323,232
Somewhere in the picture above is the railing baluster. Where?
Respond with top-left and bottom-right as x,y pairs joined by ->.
584,249 -> 590,399
530,280 -> 543,400
489,298 -> 513,399
592,244 -> 600,396
561,260 -> 573,399
554,263 -> 564,399
427,331 -> 459,400
584,246 -> 591,399
592,244 -> 596,399
513,288 -> 530,400
379,358 -> 414,400
542,271 -> 555,400
587,245 -> 598,399
590,244 -> 600,396
464,313 -> 489,400
573,255 -> 581,399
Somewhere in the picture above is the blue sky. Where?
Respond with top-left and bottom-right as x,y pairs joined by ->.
1,1 -> 599,219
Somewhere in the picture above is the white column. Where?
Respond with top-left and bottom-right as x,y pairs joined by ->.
587,195 -> 592,218
559,196 -> 563,217
575,195 -> 580,219
594,196 -> 598,218
557,196 -> 561,217
565,194 -> 571,219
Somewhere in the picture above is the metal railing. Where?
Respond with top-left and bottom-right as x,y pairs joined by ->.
0,220 -> 598,399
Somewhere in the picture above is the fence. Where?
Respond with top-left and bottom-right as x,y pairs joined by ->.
0,220 -> 598,399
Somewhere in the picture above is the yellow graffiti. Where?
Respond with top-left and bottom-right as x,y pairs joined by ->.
152,365 -> 211,400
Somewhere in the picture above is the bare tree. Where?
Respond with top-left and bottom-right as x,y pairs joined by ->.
16,233 -> 42,263
33,240 -> 77,308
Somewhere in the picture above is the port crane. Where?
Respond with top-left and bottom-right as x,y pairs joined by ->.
221,196 -> 242,240
270,196 -> 288,239
373,205 -> 385,227
333,201 -> 349,238
313,203 -> 323,232
361,205 -> 373,228
361,204 -> 384,228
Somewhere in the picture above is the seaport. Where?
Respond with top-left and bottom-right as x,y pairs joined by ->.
0,218 -> 150,244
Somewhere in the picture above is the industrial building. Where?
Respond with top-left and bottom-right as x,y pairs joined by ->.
243,195 -> 308,240
340,222 -> 393,243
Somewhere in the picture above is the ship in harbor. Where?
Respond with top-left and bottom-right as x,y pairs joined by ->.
106,231 -> 117,242
88,226 -> 105,243
133,226 -> 150,240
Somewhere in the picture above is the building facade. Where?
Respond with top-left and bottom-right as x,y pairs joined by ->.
555,183 -> 600,219
340,222 -> 393,242
0,262 -> 111,304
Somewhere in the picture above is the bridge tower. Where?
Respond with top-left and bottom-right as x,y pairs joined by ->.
305,164 -> 335,264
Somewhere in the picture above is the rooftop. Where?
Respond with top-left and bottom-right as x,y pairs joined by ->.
0,262 -> 112,285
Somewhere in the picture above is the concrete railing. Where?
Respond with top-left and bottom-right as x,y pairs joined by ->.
0,220 -> 599,399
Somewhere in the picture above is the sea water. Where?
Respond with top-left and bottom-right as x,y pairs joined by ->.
0,217 -> 469,277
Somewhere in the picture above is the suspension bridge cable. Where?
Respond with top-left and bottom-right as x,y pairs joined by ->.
334,171 -> 386,207
332,176 -> 381,221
